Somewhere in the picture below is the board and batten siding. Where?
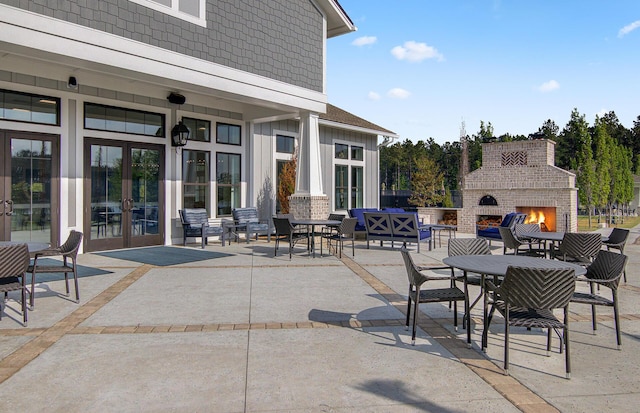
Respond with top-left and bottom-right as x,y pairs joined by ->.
250,119 -> 380,215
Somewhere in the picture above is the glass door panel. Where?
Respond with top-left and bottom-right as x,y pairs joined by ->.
88,144 -> 124,247
0,132 -> 58,244
131,148 -> 160,238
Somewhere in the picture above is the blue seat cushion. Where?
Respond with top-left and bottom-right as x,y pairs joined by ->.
349,208 -> 378,231
382,208 -> 405,213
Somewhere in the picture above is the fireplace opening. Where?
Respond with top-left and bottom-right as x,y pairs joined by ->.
516,207 -> 556,232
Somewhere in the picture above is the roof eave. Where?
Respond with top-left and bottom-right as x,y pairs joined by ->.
319,0 -> 356,38
319,118 -> 400,138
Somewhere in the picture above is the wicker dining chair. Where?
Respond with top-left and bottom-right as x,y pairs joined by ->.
570,250 -> 627,349
483,266 -> 576,378
603,228 -> 629,282
448,238 -> 491,319
272,217 -> 308,259
0,244 -> 30,326
514,223 -> 545,255
401,247 -> 470,346
27,230 -> 83,308
550,232 -> 602,266
321,217 -> 357,258
499,227 -> 545,257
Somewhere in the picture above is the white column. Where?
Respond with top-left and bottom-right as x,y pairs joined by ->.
295,111 -> 325,196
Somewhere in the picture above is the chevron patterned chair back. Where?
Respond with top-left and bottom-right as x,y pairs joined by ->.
554,232 -> 602,265
0,243 -> 30,326
485,265 -> 576,378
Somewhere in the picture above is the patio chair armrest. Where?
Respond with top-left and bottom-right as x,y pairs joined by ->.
416,265 -> 450,271
33,247 -> 62,258
484,279 -> 499,291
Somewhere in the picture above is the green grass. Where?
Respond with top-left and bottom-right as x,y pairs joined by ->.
577,215 -> 640,232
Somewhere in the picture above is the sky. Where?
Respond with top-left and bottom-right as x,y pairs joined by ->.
326,1 -> 640,145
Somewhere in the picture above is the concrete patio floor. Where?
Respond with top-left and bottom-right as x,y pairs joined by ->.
0,226 -> 639,412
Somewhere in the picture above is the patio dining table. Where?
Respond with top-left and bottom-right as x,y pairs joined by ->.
443,254 -> 586,350
290,219 -> 340,258
0,241 -> 51,256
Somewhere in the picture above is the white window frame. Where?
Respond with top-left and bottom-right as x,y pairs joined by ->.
332,139 -> 365,212
128,0 -> 206,27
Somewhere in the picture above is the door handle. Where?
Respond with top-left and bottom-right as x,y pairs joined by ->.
5,199 -> 13,216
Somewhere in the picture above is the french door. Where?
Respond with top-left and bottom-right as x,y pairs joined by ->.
0,131 -> 58,244
84,138 -> 164,252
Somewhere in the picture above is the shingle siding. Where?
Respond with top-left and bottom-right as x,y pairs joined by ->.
1,0 -> 324,91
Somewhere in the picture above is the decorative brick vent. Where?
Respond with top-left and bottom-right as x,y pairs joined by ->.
501,151 -> 527,166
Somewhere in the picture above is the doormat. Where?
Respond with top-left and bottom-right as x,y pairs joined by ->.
95,246 -> 232,266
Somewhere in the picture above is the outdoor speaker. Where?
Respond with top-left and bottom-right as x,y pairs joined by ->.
167,92 -> 186,105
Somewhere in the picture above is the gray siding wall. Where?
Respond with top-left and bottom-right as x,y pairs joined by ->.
2,0 -> 324,91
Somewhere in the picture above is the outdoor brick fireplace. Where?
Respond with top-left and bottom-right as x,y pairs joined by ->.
458,139 -> 577,234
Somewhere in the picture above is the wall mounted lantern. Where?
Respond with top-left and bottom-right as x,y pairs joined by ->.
171,121 -> 190,147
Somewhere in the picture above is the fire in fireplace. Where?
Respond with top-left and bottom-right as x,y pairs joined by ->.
516,207 -> 556,232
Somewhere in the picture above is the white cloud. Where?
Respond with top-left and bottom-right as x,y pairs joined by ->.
596,108 -> 608,118
391,41 -> 444,62
618,20 -> 640,37
537,80 -> 560,93
352,36 -> 377,46
387,88 -> 411,99
367,91 -> 381,101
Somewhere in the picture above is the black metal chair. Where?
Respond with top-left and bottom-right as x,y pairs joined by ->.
27,230 -> 83,308
603,228 -> 629,282
0,244 -> 30,326
321,217 -> 357,258
483,266 -> 576,378
571,250 -> 627,349
272,217 -> 309,259
400,247 -> 470,346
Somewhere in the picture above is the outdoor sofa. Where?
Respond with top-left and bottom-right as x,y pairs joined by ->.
363,211 -> 431,252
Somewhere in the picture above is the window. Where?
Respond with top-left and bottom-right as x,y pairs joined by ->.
335,165 -> 348,210
217,123 -> 241,145
351,166 -> 363,208
0,89 -> 60,125
182,117 -> 210,142
183,150 -> 210,211
334,142 -> 365,210
335,143 -> 348,159
276,135 -> 295,154
128,0 -> 206,26
84,103 -> 164,137
351,146 -> 363,161
216,152 -> 241,216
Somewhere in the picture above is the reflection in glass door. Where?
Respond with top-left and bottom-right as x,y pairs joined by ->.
84,139 -> 164,252
0,131 -> 58,244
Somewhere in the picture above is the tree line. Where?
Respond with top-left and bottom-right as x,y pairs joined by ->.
380,109 -> 640,221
